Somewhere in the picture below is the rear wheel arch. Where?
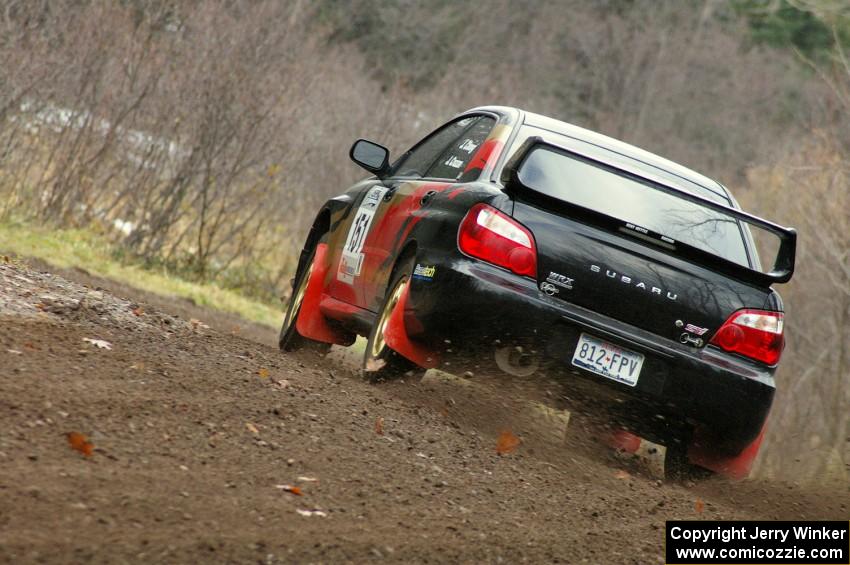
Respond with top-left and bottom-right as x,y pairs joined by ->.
388,241 -> 418,289
363,249 -> 426,379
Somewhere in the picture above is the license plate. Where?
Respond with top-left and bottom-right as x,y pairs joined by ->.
571,333 -> 644,387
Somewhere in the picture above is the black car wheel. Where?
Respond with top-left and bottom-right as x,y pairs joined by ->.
279,239 -> 331,353
363,257 -> 423,380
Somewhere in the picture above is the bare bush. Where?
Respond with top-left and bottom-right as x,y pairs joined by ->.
0,2 -> 342,299
741,39 -> 850,481
742,134 -> 849,482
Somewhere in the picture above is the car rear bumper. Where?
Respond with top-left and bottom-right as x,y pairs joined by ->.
406,255 -> 775,454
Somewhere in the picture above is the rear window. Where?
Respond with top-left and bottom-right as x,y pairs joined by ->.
518,147 -> 750,266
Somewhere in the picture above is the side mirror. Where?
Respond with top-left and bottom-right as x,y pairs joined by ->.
350,139 -> 390,178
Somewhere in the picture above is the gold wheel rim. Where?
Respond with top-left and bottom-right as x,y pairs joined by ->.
370,277 -> 407,359
284,261 -> 313,332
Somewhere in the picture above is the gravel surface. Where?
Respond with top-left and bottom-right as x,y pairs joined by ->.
0,259 -> 846,564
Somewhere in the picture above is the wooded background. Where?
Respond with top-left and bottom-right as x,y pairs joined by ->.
0,0 -> 847,482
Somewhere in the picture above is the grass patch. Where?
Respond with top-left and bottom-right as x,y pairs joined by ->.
0,218 -> 282,328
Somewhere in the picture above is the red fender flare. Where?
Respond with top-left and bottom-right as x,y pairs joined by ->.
383,282 -> 439,369
295,243 -> 355,346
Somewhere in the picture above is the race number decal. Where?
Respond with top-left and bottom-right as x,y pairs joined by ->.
338,186 -> 388,284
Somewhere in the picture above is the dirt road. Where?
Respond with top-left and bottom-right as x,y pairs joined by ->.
0,260 -> 846,564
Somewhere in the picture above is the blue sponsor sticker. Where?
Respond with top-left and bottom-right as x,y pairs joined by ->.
412,264 -> 436,281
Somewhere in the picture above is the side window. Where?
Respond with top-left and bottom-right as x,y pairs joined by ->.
392,117 -> 477,178
426,116 -> 496,181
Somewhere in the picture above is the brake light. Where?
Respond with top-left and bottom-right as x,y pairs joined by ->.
458,203 -> 537,277
709,309 -> 784,365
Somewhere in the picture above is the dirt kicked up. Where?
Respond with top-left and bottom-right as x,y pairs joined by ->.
0,260 -> 846,564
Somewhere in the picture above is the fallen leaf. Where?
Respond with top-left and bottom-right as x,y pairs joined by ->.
131,307 -> 144,316
296,476 -> 319,483
614,470 -> 631,480
245,422 -> 259,435
83,338 -> 112,350
275,484 -> 303,496
374,417 -> 384,436
296,508 -> 327,517
257,368 -> 270,379
695,498 -> 705,514
496,430 -> 521,455
66,432 -> 94,457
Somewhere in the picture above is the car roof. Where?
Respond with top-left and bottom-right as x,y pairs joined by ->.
468,106 -> 731,202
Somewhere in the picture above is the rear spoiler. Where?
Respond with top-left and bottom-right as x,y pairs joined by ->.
501,137 -> 796,286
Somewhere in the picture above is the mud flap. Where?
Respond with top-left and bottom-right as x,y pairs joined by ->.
606,429 -> 642,453
688,425 -> 766,480
383,283 -> 439,369
295,243 -> 355,346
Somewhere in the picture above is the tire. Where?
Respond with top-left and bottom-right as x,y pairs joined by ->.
279,239 -> 331,354
664,442 -> 714,482
362,256 -> 424,380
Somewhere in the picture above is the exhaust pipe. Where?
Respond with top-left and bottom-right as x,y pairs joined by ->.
494,345 -> 539,377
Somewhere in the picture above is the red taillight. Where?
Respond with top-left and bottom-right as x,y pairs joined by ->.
709,309 -> 784,366
458,203 -> 537,277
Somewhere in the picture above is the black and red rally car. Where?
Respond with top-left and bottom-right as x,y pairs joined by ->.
279,106 -> 796,479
